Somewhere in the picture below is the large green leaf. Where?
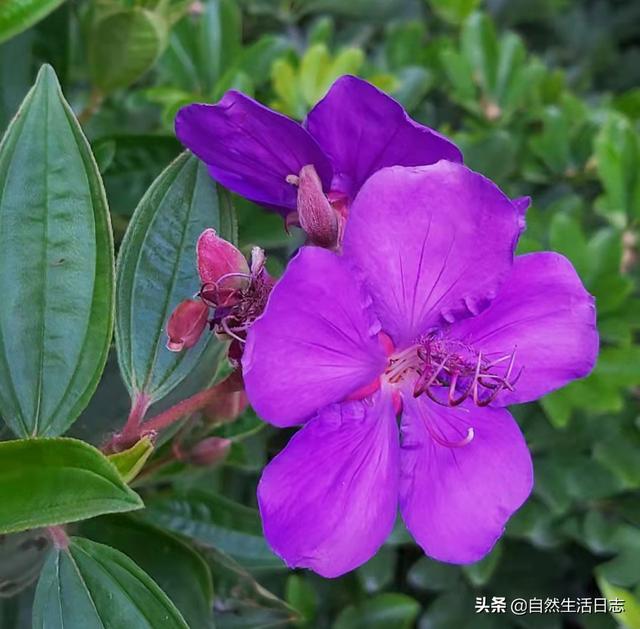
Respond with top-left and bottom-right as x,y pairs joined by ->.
81,516 -> 214,629
141,489 -> 280,569
32,537 -> 188,628
0,64 -> 114,437
115,152 -> 234,405
0,438 -> 142,534
0,0 -> 65,45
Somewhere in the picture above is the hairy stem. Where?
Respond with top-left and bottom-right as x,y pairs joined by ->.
47,526 -> 69,550
77,87 -> 104,125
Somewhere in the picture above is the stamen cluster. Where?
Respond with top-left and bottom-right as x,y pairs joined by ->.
414,334 -> 521,407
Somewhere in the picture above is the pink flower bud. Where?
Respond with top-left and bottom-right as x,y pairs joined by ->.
204,389 -> 249,423
188,437 -> 231,466
197,229 -> 250,306
296,164 -> 340,249
166,299 -> 209,352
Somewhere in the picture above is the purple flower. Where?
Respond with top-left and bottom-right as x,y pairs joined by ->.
175,75 -> 462,246
242,162 -> 598,577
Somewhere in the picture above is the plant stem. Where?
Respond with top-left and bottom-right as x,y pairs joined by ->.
104,371 -> 242,452
47,526 -> 69,550
140,375 -> 240,436
77,87 -> 104,125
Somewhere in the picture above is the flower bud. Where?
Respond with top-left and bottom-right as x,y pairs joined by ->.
296,164 -> 340,250
204,389 -> 248,423
166,299 -> 209,352
197,229 -> 250,306
187,437 -> 231,466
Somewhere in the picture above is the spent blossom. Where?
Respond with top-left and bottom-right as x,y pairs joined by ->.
242,162 -> 598,577
166,228 -> 272,363
175,75 -> 462,248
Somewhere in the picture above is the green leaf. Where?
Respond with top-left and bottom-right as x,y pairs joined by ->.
333,593 -> 420,629
596,574 -> 640,629
108,436 -> 154,483
357,547 -> 397,593
141,489 -> 280,569
0,0 -> 65,45
461,12 -> 499,99
428,0 -> 480,25
32,537 -> 188,628
0,64 -> 114,437
462,541 -> 503,586
206,546 -> 298,628
0,438 -> 142,534
115,152 -> 233,405
549,213 -> 590,278
80,516 -> 213,629
595,112 -> 640,227
162,0 -> 241,94
407,557 -> 461,592
89,8 -> 168,93
285,575 -> 317,624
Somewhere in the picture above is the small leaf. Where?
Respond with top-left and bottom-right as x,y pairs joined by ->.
32,537 -> 188,628
141,489 -> 280,569
0,438 -> 142,534
0,0 -> 65,45
549,213 -> 589,278
115,152 -> 233,405
357,547 -> 397,593
286,575 -> 317,624
89,8 -> 167,93
334,593 -> 420,629
108,437 -> 154,483
595,112 -> 640,227
407,557 -> 461,592
462,541 -> 503,586
596,574 -> 640,629
0,65 -> 114,437
428,0 -> 480,25
80,516 -> 213,629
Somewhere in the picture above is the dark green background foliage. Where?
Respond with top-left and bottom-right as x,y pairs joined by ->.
0,0 -> 639,627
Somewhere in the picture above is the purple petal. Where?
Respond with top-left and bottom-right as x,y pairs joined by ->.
242,247 -> 387,427
305,76 -> 462,200
448,252 -> 598,405
342,163 -> 522,348
175,92 -> 333,214
399,395 -> 533,563
258,393 -> 399,577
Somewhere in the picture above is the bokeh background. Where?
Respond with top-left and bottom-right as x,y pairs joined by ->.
1,0 -> 640,627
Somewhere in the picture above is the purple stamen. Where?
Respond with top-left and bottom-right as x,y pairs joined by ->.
413,335 -> 521,408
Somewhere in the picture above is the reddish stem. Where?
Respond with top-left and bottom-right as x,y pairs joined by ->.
48,526 -> 69,549
120,393 -> 152,442
104,371 -> 243,453
141,373 -> 242,436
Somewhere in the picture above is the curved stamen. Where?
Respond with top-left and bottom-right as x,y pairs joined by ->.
415,336 -> 522,408
221,317 -> 246,343
425,421 -> 475,448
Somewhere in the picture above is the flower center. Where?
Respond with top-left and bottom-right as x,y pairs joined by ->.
384,332 -> 521,408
